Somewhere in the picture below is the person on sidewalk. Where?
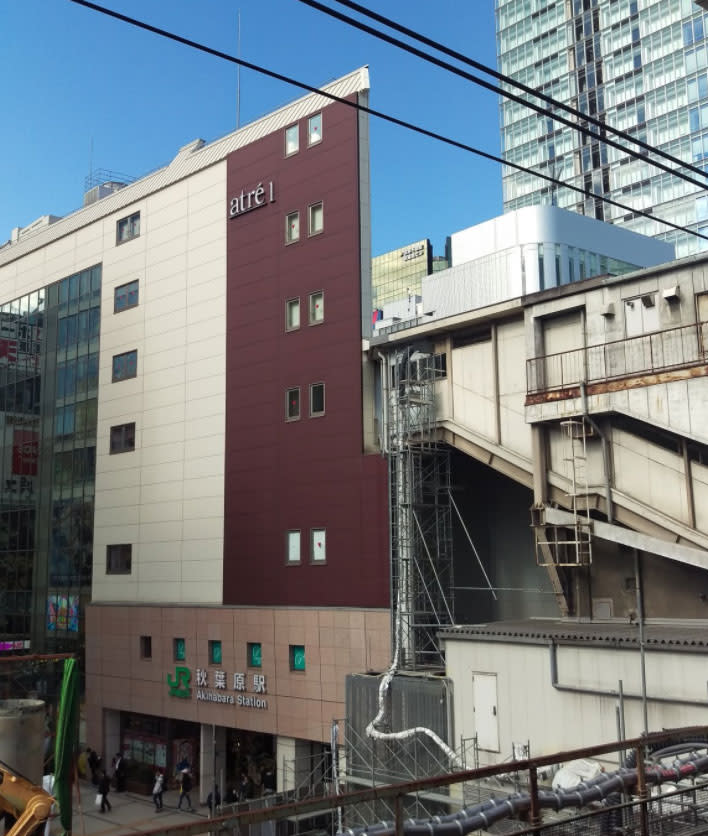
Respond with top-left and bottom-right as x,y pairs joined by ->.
207,785 -> 221,817
152,769 -> 165,811
176,768 -> 194,811
98,770 -> 112,813
113,752 -> 127,792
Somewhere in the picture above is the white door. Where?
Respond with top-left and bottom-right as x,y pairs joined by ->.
542,310 -> 585,389
472,672 -> 499,752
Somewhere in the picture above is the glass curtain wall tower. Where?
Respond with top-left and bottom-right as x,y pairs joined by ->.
0,266 -> 100,655
496,0 -> 708,257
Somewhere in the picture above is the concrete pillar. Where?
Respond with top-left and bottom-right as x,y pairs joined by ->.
0,700 -> 45,784
103,709 -> 120,770
200,724 -> 226,803
276,736 -> 313,793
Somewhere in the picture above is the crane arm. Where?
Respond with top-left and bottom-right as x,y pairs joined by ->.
0,762 -> 54,836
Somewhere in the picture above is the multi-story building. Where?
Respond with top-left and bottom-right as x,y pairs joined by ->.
496,0 -> 708,257
0,67 -> 391,795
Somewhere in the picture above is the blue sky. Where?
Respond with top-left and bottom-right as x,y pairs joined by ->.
0,1 -> 501,257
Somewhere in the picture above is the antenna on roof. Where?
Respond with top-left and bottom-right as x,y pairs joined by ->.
236,9 -> 241,129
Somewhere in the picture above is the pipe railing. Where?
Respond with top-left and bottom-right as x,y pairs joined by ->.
527,320 -> 708,395
120,725 -> 708,836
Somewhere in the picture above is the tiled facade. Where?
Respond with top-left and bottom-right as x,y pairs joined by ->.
86,604 -> 391,744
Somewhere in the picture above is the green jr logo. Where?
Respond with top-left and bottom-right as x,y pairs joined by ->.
167,666 -> 191,699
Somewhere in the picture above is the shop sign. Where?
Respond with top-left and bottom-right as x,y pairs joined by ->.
166,666 -> 269,710
400,244 -> 426,262
229,181 -> 275,219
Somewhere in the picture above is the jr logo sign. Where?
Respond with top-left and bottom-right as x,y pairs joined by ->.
167,666 -> 191,699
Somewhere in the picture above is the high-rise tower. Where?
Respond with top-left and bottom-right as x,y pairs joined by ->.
496,0 -> 708,257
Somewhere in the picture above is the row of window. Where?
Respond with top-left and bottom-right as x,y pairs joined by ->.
287,528 -> 326,564
108,528 -> 329,576
286,291 -> 324,330
139,635 -> 306,671
286,383 -> 325,420
285,112 -> 322,156
286,201 -> 323,244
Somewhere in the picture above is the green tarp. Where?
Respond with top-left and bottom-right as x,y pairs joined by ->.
54,657 -> 78,836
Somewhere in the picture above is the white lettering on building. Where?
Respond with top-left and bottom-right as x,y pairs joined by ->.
229,181 -> 275,218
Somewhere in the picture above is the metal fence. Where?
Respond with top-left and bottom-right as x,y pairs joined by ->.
128,726 -> 708,836
526,321 -> 708,395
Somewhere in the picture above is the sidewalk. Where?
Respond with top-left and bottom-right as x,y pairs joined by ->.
49,781 -> 211,836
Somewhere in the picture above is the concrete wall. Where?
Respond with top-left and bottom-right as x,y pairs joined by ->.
444,636 -> 708,766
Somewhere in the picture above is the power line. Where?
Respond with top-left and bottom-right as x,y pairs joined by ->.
314,0 -> 708,184
298,0 -> 708,193
66,0 -> 708,243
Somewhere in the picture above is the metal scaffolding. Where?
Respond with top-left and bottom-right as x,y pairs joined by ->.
386,347 -> 454,670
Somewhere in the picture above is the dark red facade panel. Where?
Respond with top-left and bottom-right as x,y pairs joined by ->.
223,97 -> 389,608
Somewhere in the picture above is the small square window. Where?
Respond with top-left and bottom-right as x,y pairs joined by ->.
310,383 -> 325,417
112,350 -> 137,382
287,530 -> 301,563
209,640 -> 222,665
286,211 -> 300,244
286,298 -> 300,331
140,635 -> 152,659
110,422 -> 136,454
114,279 -> 139,312
285,125 -> 299,156
309,291 -> 324,324
248,642 -> 262,668
308,113 -> 322,146
308,202 -> 323,236
106,544 -> 132,574
174,638 -> 186,662
286,387 -> 300,421
311,528 -> 326,562
290,644 -> 306,671
117,212 -> 140,244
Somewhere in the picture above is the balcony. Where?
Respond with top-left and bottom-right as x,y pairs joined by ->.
526,320 -> 708,400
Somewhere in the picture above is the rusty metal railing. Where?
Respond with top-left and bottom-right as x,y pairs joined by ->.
527,321 -> 708,395
128,726 -> 708,836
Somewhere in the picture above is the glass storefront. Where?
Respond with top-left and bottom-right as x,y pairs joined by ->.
0,264 -> 101,653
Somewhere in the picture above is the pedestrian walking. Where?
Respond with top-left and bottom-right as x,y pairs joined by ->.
177,768 -> 194,811
98,770 -> 112,813
114,752 -> 127,792
207,785 -> 221,817
152,769 -> 165,811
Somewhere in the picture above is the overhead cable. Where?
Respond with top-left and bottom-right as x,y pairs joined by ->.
67,0 -> 708,242
311,0 -> 708,183
298,0 -> 708,191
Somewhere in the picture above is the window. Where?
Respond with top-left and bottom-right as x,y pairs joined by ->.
112,350 -> 137,382
286,298 -> 300,331
310,383 -> 325,417
209,640 -> 222,665
110,422 -> 136,454
106,544 -> 132,574
248,642 -> 262,668
174,638 -> 186,662
289,644 -> 306,671
287,530 -> 301,563
311,528 -> 326,562
116,212 -> 140,244
286,387 -> 300,421
308,113 -> 322,145
309,291 -> 324,324
114,280 -> 139,312
308,202 -> 324,236
140,635 -> 152,659
285,124 -> 299,156
286,211 -> 300,243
